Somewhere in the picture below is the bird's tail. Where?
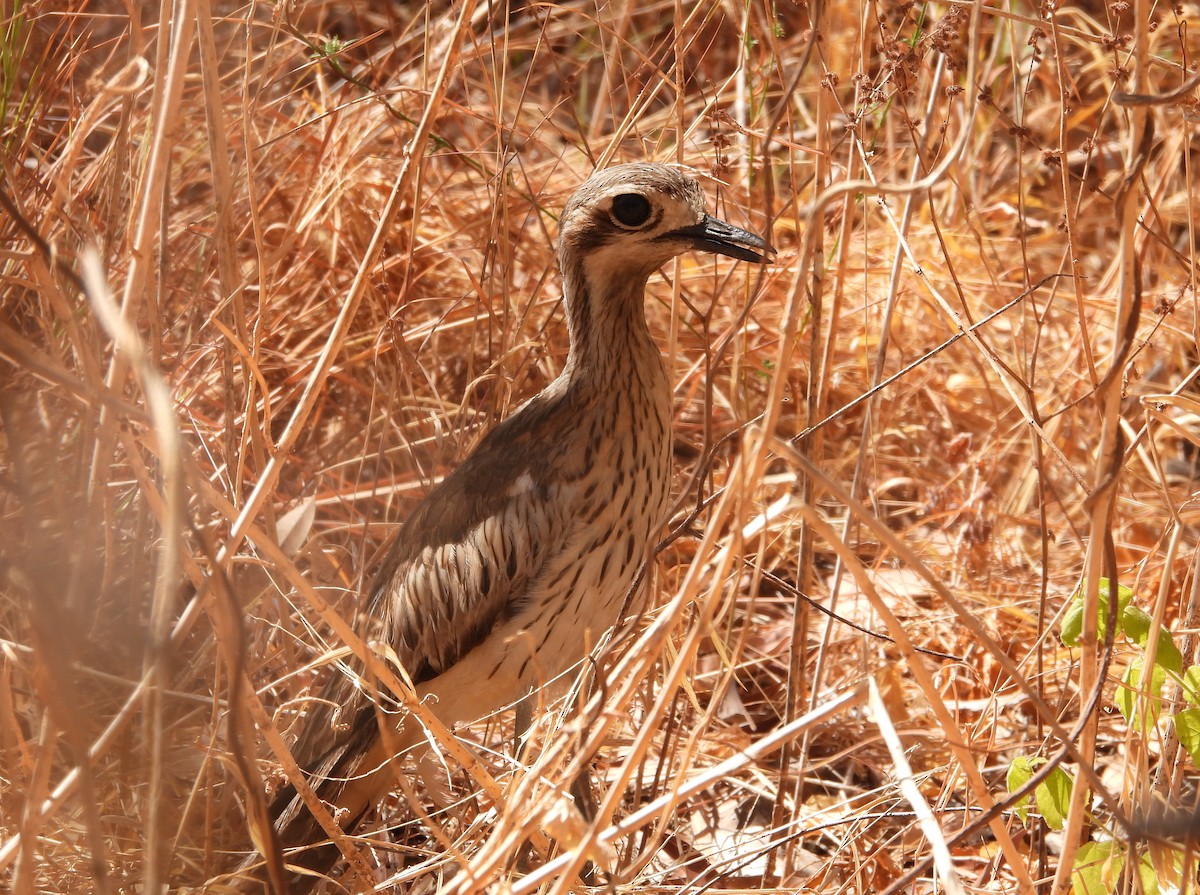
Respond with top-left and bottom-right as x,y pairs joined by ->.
228,725 -> 408,894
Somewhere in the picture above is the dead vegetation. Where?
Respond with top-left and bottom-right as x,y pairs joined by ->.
2,1 -> 1199,893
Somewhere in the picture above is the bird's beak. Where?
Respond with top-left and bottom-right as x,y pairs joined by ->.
663,214 -> 774,263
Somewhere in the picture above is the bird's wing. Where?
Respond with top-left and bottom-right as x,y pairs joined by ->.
286,388 -> 577,771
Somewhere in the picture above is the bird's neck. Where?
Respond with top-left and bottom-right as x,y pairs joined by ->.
559,255 -> 662,388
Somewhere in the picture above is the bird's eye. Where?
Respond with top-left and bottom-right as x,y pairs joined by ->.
610,193 -> 652,228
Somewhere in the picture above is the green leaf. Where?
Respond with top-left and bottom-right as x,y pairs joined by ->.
1137,849 -> 1164,895
1006,757 -> 1075,829
1184,666 -> 1200,706
1138,844 -> 1186,894
1110,579 -> 1135,612
1120,605 -> 1184,674
1060,596 -> 1087,648
1174,707 -> 1200,767
1006,756 -> 1043,823
1072,841 -> 1121,895
1034,765 -> 1074,831
1062,578 -> 1134,647
1116,658 -> 1167,726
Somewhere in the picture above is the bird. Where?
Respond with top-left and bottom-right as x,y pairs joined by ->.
238,162 -> 770,892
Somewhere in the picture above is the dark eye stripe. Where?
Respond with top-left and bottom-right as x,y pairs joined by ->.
569,202 -> 663,255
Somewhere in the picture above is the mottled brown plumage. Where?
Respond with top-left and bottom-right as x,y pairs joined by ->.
239,163 -> 769,892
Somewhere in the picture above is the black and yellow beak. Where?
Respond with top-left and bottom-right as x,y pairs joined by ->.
663,214 -> 774,263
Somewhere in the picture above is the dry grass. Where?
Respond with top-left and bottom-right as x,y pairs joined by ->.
2,1 -> 1199,893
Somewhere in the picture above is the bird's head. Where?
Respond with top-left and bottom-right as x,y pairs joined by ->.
558,163 -> 772,284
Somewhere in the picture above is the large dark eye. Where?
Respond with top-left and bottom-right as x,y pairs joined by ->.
611,193 -> 652,228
